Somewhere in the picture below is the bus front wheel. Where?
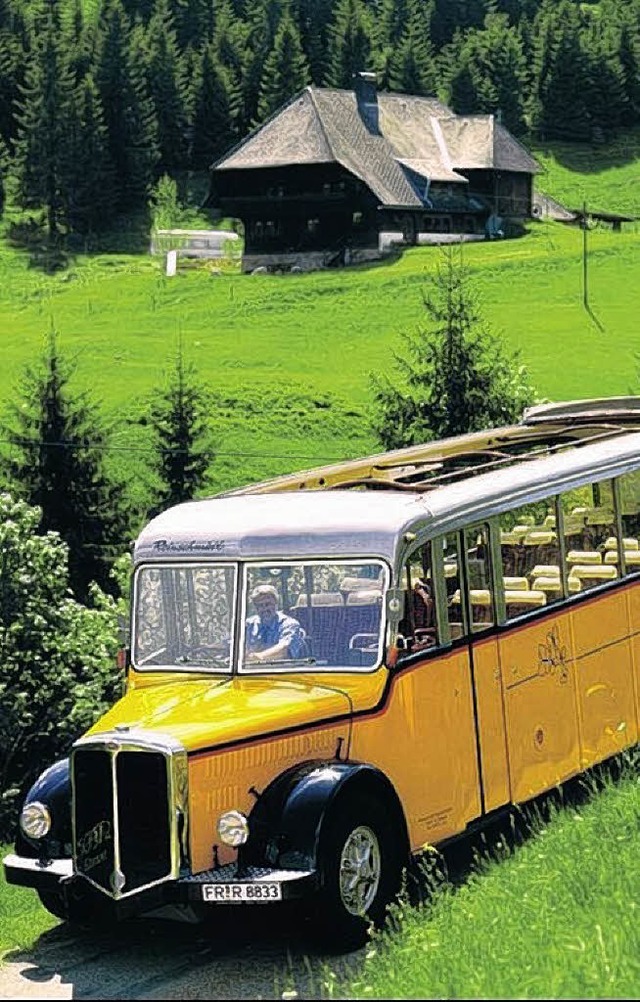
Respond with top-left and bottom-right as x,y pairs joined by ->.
314,792 -> 403,951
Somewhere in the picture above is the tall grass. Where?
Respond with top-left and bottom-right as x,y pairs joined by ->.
332,757 -> 640,1000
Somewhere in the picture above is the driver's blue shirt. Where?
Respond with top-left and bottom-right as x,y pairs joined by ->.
245,611 -> 306,658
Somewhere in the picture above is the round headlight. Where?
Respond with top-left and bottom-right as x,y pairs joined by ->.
20,801 -> 51,840
217,809 -> 249,847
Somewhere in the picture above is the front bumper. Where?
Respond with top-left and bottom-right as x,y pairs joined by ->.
3,852 -> 315,914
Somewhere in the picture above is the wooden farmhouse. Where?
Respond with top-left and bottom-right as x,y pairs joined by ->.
206,72 -> 540,273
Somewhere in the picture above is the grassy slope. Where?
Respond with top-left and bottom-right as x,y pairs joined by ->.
1,220 -> 639,497
338,762 -> 640,1000
532,127 -> 640,218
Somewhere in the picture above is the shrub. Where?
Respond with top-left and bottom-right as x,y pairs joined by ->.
0,492 -> 123,839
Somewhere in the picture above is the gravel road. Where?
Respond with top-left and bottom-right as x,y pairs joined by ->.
0,907 -> 365,1000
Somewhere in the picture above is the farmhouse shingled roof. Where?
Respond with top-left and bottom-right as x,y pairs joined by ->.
212,86 -> 540,209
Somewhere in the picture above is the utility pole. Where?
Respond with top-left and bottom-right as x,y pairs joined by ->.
582,199 -> 588,311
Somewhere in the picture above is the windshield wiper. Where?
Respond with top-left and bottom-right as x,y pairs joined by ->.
242,656 -> 318,668
176,654 -> 230,668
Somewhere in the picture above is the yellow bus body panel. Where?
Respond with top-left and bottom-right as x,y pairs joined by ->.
87,675 -> 351,870
349,649 -> 481,849
570,590 -> 638,766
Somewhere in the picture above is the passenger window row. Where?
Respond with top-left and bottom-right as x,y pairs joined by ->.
399,468 -> 640,652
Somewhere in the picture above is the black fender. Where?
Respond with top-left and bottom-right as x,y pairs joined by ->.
239,760 -> 409,873
15,758 -> 72,860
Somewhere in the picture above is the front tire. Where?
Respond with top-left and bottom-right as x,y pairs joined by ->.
314,792 -> 403,951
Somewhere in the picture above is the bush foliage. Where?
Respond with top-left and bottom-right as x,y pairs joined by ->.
0,492 -> 123,840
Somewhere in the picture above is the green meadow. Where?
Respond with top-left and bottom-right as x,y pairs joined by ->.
1,216 -> 639,497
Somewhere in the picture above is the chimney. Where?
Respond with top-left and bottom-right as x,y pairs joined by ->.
353,70 -> 380,134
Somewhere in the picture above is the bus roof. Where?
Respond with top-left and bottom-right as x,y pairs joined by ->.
134,425 -> 640,565
134,490 -> 432,563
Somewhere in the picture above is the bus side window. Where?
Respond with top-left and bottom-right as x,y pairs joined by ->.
499,499 -> 558,616
614,470 -> 640,576
561,480 -> 618,592
442,533 -> 464,640
464,524 -> 494,632
400,543 -> 438,651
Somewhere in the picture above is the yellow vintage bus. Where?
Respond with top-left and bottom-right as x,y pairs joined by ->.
6,396 -> 640,949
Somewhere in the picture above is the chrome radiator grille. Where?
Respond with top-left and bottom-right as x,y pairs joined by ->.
71,732 -> 188,900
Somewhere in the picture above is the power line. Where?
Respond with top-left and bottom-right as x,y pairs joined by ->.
0,437 -> 349,463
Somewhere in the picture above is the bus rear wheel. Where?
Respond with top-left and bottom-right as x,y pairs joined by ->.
314,793 -> 403,951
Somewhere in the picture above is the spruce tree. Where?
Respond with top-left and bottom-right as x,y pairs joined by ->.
147,346 -> 212,513
257,12 -> 310,122
94,0 -> 159,212
527,0 -> 592,141
1,331 -> 130,602
144,0 -> 190,171
63,73 -> 116,235
190,41 -> 239,170
370,246 -> 537,449
13,8 -> 77,240
324,0 -> 374,89
387,0 -> 437,97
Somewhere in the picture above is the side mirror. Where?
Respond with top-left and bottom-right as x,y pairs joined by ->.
116,647 -> 131,672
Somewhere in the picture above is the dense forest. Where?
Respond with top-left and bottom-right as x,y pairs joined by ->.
0,0 -> 639,237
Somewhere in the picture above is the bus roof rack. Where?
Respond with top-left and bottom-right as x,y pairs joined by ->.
218,397 -> 640,498
522,396 -> 640,426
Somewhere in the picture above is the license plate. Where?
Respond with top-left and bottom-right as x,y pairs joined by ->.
201,882 -> 282,903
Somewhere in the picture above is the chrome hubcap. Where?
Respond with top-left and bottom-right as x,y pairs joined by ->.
339,824 -> 381,916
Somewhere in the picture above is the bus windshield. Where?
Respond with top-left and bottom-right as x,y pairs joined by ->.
240,560 -> 387,671
133,564 -> 237,671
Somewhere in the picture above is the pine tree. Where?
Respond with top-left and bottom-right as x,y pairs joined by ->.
94,0 -> 159,212
1,331 -> 130,602
63,73 -> 116,235
144,0 -> 190,171
147,346 -> 212,513
13,8 -> 78,240
0,20 -> 25,147
446,13 -> 528,133
582,4 -> 629,136
293,0 -> 334,84
387,0 -> 437,97
190,41 -> 240,170
527,0 -> 592,141
370,246 -> 537,449
257,12 -> 310,122
212,0 -> 250,134
324,0 -> 375,89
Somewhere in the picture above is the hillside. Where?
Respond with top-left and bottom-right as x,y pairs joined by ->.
0,211 -> 638,503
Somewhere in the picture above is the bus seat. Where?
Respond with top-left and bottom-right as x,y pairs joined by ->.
291,593 -> 344,664
604,550 -> 619,564
505,589 -> 546,617
339,576 -> 382,595
294,592 -> 344,607
345,590 -> 383,649
503,576 -> 529,590
603,537 -> 639,552
530,564 -> 560,579
543,514 -> 556,527
566,550 -> 601,565
522,530 -> 558,569
623,550 -> 640,566
469,588 -> 493,625
531,576 -> 562,597
500,530 -> 523,543
568,565 -> 617,591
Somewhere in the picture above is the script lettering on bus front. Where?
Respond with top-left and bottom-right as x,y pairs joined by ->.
537,627 -> 569,684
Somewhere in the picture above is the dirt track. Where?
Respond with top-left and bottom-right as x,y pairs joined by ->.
0,907 -> 364,1000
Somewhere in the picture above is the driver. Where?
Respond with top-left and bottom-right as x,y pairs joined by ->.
245,584 -> 306,664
